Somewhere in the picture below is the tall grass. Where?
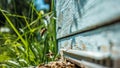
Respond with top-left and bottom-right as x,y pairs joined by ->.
0,0 -> 57,67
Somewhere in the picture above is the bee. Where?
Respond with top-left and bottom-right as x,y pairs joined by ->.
40,27 -> 47,36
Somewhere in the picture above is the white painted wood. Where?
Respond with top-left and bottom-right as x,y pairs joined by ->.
65,57 -> 109,68
65,50 -> 110,60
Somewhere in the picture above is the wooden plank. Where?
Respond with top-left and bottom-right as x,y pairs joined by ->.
58,22 -> 120,60
64,50 -> 110,60
56,0 -> 120,67
65,57 -> 110,68
63,50 -> 113,67
56,0 -> 120,38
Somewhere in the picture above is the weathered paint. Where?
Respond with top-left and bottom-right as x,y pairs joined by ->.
56,0 -> 120,68
56,0 -> 120,39
58,23 -> 120,60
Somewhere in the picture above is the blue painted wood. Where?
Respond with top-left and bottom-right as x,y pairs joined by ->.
56,0 -> 120,67
58,23 -> 120,59
56,0 -> 120,39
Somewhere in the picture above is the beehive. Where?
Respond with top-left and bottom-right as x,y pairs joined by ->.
56,0 -> 120,68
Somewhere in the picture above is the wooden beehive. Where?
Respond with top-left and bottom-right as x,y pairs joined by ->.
56,0 -> 120,68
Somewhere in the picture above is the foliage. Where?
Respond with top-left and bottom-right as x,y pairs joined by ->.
0,0 -> 57,67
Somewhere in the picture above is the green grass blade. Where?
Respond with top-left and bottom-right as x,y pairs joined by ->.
0,9 -> 28,48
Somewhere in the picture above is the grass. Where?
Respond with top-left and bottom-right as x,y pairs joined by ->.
0,0 -> 57,67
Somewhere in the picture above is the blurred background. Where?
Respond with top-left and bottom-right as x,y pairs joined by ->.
0,0 -> 57,68
0,0 -> 51,28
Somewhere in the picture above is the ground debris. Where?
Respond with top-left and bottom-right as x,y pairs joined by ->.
37,61 -> 76,68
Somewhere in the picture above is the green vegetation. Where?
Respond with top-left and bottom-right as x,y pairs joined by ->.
0,0 -> 57,67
